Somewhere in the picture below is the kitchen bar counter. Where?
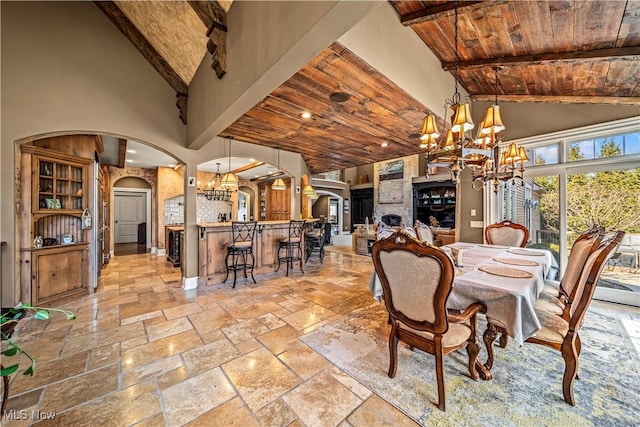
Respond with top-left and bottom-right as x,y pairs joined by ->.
198,219 -> 319,285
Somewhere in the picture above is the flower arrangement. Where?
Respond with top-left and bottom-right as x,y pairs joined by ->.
1,303 -> 75,377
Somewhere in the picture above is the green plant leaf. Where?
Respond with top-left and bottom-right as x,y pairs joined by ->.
34,309 -> 50,320
1,346 -> 19,357
65,313 -> 76,320
23,365 -> 35,376
1,364 -> 19,376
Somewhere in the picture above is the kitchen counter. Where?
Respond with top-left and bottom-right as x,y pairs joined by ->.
198,219 -> 320,285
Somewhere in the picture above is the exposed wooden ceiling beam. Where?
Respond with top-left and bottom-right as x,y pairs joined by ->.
470,94 -> 640,105
188,1 -> 228,79
188,1 -> 227,31
400,1 -> 485,26
443,47 -> 640,71
250,171 -> 285,182
231,161 -> 264,174
117,139 -> 127,168
94,1 -> 188,94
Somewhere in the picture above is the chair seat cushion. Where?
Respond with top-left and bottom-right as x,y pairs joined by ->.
541,281 -> 559,296
535,291 -> 564,315
280,237 -> 301,243
398,321 -> 472,348
530,309 -> 569,344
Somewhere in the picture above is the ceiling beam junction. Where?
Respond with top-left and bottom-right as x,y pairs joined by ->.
189,1 -> 228,79
470,94 -> 640,105
94,1 -> 189,125
443,46 -> 640,71
117,139 -> 127,168
399,1 -> 486,26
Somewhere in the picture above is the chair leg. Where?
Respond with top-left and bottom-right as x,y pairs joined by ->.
467,340 -> 480,381
499,333 -> 509,348
575,334 -> 582,380
223,249 -> 231,283
241,252 -> 248,279
388,323 -> 399,378
298,243 -> 304,273
249,251 -> 256,284
232,252 -> 238,288
435,340 -> 446,411
275,245 -> 282,272
561,332 -> 579,406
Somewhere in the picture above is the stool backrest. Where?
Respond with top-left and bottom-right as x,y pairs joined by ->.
289,220 -> 306,240
232,221 -> 257,244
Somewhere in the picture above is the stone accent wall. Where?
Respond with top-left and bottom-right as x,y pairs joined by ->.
373,154 -> 419,227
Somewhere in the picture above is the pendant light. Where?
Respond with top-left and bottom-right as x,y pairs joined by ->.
271,147 -> 286,191
221,138 -> 238,188
303,184 -> 317,198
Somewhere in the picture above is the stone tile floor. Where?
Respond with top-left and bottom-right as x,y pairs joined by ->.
2,243 -> 638,426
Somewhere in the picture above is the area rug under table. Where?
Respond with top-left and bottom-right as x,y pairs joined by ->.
300,303 -> 639,426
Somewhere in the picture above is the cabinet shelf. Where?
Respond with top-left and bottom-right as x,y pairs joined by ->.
413,181 -> 457,229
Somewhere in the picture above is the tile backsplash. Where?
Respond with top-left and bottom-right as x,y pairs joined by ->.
165,195 -> 233,224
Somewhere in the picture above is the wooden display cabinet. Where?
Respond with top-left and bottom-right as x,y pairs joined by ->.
413,181 -> 456,229
20,145 -> 92,304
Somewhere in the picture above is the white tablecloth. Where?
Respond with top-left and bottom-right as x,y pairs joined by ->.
369,243 -> 556,345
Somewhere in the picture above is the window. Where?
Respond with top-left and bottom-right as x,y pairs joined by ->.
568,131 -> 640,162
492,117 -> 639,306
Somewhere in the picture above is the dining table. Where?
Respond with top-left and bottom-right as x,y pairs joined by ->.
368,241 -> 559,380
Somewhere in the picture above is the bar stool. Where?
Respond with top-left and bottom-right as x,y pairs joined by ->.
224,221 -> 257,288
305,220 -> 325,263
276,220 -> 306,276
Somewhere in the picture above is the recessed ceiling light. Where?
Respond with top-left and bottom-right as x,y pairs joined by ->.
126,149 -> 136,154
381,142 -> 388,147
126,159 -> 134,163
168,164 -> 175,168
249,158 -> 256,162
255,174 -> 259,177
300,111 -> 313,119
330,91 -> 350,103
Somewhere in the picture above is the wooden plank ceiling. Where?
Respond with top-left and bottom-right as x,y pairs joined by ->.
220,42 -> 429,174
390,0 -> 640,105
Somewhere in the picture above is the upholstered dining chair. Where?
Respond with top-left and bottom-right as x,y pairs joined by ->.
484,220 -> 529,247
371,232 -> 485,411
526,230 -> 624,406
536,225 -> 605,317
414,219 -> 434,245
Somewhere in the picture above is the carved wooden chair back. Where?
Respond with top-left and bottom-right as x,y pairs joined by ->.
484,220 -> 529,247
414,219 -> 434,245
557,225 -> 605,307
527,230 -> 624,405
371,232 -> 484,411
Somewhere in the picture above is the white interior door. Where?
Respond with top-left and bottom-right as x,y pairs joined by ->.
114,192 -> 145,243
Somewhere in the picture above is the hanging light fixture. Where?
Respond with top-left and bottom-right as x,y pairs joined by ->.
221,138 -> 238,188
204,162 -> 232,201
271,147 -> 286,191
421,5 -> 478,184
471,67 -> 529,193
302,184 -> 316,196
